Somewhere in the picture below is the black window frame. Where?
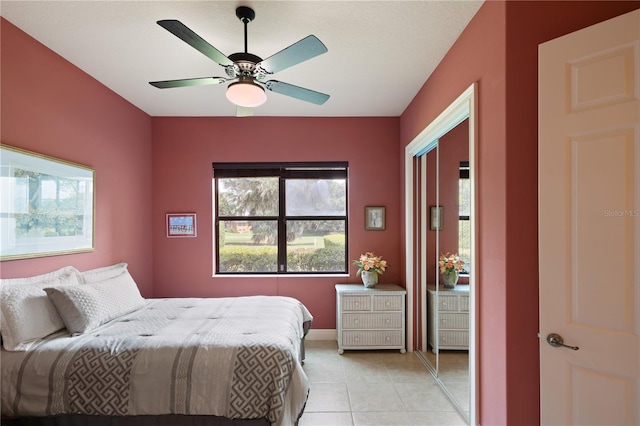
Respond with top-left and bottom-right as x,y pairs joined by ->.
213,161 -> 349,275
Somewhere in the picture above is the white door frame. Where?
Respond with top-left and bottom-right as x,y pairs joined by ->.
404,82 -> 478,423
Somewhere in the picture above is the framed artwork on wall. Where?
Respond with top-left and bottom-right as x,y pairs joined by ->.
166,213 -> 197,238
0,144 -> 95,261
365,206 -> 386,231
430,206 -> 443,231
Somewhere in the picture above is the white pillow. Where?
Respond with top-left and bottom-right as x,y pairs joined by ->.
45,271 -> 145,334
79,262 -> 128,284
0,266 -> 81,351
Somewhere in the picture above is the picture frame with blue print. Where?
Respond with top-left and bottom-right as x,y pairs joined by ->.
166,213 -> 197,238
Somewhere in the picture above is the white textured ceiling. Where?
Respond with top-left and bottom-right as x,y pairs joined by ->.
1,1 -> 483,117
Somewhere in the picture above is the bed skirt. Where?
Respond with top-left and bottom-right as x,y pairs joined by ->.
1,414 -> 270,426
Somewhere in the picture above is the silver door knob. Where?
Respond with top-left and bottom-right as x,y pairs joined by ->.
546,333 -> 579,350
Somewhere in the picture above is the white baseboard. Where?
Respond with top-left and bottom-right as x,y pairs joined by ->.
306,329 -> 337,340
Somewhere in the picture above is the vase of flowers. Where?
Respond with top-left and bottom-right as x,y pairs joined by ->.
353,252 -> 388,288
438,252 -> 465,289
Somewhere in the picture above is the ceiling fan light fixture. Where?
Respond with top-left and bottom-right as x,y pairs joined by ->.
226,81 -> 266,107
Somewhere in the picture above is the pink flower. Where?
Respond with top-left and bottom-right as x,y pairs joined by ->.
353,252 -> 388,276
438,252 -> 464,274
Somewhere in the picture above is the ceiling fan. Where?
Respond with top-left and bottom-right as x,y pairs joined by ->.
149,6 -> 330,115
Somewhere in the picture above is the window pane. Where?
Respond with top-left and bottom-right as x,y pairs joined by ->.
286,179 -> 346,216
458,219 -> 471,273
459,178 -> 471,217
286,220 -> 346,272
218,220 -> 277,272
218,177 -> 278,216
213,162 -> 348,275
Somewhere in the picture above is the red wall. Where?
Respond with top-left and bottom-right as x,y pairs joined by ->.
0,19 -> 154,296
400,1 -> 640,424
151,117 -> 401,329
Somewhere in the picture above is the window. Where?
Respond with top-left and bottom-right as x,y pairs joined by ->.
458,161 -> 471,273
213,162 -> 348,274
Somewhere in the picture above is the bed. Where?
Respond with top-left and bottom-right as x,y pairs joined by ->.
1,264 -> 312,426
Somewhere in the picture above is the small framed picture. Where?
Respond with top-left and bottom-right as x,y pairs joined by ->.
365,206 -> 386,231
430,206 -> 443,231
166,213 -> 197,238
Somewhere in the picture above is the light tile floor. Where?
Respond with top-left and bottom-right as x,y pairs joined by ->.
421,350 -> 470,416
300,341 -> 467,426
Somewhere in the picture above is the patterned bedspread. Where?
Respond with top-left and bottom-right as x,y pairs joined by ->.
1,296 -> 313,426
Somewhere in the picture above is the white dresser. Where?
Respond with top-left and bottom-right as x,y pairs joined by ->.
427,284 -> 469,353
335,284 -> 406,354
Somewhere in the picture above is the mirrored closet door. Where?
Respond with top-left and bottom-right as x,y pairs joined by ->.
406,84 -> 476,424
419,119 -> 471,420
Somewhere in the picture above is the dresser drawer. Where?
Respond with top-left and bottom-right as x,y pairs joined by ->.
342,313 -> 403,329
438,295 -> 459,311
373,295 -> 403,311
342,330 -> 403,346
438,330 -> 469,347
459,296 -> 469,312
341,295 -> 371,311
438,313 -> 469,329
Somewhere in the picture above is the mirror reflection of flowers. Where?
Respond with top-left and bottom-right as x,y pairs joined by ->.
353,252 -> 388,284
438,252 -> 465,279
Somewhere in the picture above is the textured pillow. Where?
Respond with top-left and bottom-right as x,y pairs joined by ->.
79,262 -> 128,284
45,271 -> 145,334
0,266 -> 81,351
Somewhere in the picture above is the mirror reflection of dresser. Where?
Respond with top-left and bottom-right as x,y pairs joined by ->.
427,284 -> 469,353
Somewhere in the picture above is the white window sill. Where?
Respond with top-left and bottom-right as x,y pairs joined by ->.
212,273 -> 350,278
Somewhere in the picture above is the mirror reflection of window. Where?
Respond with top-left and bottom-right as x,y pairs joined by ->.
458,161 -> 471,274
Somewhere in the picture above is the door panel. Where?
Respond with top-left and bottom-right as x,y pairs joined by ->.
539,9 -> 640,425
572,129 -> 635,331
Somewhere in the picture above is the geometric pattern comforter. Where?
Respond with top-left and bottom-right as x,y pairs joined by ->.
1,296 -> 313,426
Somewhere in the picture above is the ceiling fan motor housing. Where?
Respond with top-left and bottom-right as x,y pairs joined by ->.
226,53 -> 266,80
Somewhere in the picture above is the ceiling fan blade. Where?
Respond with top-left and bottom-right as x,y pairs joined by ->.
149,77 -> 227,89
265,80 -> 330,105
236,106 -> 254,117
257,35 -> 327,74
157,20 -> 233,67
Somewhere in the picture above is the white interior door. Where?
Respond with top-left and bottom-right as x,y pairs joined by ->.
539,9 -> 640,425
